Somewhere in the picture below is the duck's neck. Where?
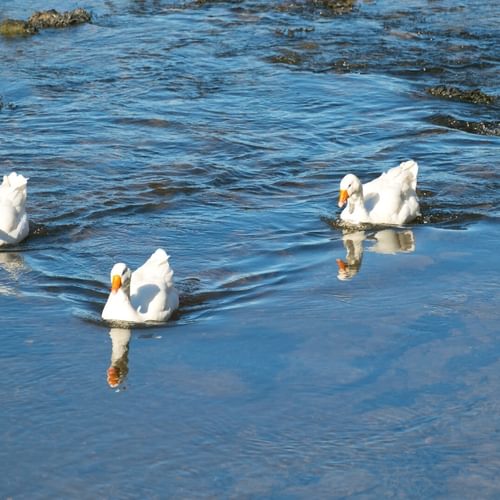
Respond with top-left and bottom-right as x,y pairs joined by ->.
109,329 -> 131,364
117,288 -> 141,322
343,231 -> 365,266
347,190 -> 369,220
103,288 -> 141,323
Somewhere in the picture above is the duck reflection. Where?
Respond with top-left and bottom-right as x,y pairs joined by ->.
337,228 -> 415,281
0,251 -> 28,295
107,328 -> 131,389
0,251 -> 26,275
336,230 -> 365,281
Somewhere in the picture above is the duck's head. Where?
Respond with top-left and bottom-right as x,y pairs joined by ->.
336,258 -> 360,281
109,262 -> 131,293
338,174 -> 361,208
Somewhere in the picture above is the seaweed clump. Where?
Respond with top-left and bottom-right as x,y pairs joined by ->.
0,97 -> 16,110
277,0 -> 356,17
0,8 -> 91,37
267,49 -> 307,66
429,114 -> 500,137
0,19 -> 38,36
427,86 -> 496,105
28,8 -> 91,29
194,0 -> 244,4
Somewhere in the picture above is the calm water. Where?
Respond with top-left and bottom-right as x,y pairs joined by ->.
1,0 -> 499,498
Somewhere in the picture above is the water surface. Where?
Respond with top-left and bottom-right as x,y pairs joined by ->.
1,0 -> 499,498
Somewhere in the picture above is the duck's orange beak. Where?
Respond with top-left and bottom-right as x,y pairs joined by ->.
338,189 -> 349,208
111,274 -> 122,292
107,366 -> 120,388
336,258 -> 348,272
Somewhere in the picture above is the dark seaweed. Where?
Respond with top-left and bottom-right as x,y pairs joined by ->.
428,114 -> 500,136
427,86 -> 497,105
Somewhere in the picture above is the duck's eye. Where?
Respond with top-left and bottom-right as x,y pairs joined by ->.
121,268 -> 127,276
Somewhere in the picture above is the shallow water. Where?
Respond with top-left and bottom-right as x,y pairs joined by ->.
1,0 -> 499,498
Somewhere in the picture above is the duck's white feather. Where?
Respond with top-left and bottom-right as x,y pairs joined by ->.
0,172 -> 29,246
339,160 -> 420,225
102,248 -> 179,323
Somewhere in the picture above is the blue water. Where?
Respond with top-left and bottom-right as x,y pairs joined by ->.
1,1 -> 499,498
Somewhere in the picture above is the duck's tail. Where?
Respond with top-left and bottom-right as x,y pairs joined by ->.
0,172 -> 28,210
145,248 -> 175,286
385,160 -> 418,192
399,160 -> 418,191
144,248 -> 179,313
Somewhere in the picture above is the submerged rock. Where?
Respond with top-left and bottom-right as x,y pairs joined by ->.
427,86 -> 496,105
0,19 -> 38,37
28,8 -> 91,30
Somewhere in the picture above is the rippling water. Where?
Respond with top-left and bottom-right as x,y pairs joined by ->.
1,0 -> 499,498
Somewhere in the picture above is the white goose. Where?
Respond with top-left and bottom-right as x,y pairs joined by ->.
102,248 -> 179,323
0,172 -> 29,246
338,160 -> 420,225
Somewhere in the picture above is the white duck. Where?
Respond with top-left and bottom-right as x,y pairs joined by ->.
102,248 -> 179,323
338,160 -> 420,225
0,172 -> 29,246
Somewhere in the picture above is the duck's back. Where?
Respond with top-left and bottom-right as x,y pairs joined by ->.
0,172 -> 29,244
363,161 -> 418,195
363,160 -> 420,225
131,249 -> 179,321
